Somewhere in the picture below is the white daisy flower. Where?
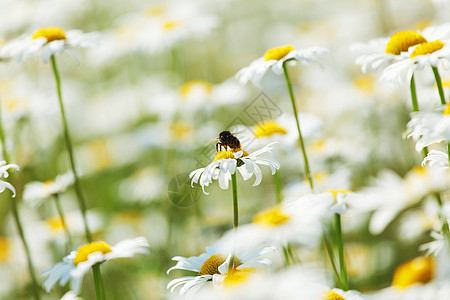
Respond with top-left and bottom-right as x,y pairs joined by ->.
42,237 -> 149,293
189,142 -> 280,194
167,243 -> 275,298
23,171 -> 74,208
361,166 -> 450,234
419,231 -> 446,256
0,27 -> 99,63
380,40 -> 450,85
407,104 -> 450,151
219,193 -> 332,250
194,266 -> 365,300
351,23 -> 450,73
237,113 -> 323,151
0,161 -> 19,197
235,45 -> 328,86
422,150 -> 449,170
60,291 -> 82,300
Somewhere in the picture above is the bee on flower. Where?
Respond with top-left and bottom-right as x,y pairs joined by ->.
0,27 -> 99,63
189,136 -> 280,194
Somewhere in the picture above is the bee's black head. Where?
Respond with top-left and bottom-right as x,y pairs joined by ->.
219,131 -> 232,139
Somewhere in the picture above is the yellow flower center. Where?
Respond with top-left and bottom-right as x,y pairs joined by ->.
353,75 -> 375,93
213,150 -> 236,162
163,21 -> 179,31
46,216 -> 64,233
443,103 -> 450,115
392,256 -> 434,288
410,40 -> 445,58
145,4 -> 166,16
73,241 -> 112,266
409,166 -> 427,177
170,120 -> 192,141
0,237 -> 11,263
179,80 -> 213,99
264,45 -> 295,61
254,120 -> 287,138
200,254 -> 241,275
252,206 -> 290,226
324,290 -> 345,300
224,268 -> 253,286
32,27 -> 67,43
385,31 -> 427,55
313,172 -> 329,184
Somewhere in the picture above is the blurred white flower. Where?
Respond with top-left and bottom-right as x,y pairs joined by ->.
167,243 -> 275,298
351,23 -> 450,73
60,291 -> 82,300
1,27 -> 99,63
221,193 -> 332,249
422,150 -> 449,170
235,45 -> 328,86
407,104 -> 450,151
0,161 -> 19,197
420,231 -> 446,256
190,142 -> 280,194
361,166 -> 450,234
42,237 -> 149,293
23,171 -> 74,208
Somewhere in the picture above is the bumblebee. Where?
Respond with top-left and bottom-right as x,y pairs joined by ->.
215,131 -> 242,152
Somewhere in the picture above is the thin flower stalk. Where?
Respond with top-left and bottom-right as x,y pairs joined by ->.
50,54 -> 92,242
282,61 -> 314,191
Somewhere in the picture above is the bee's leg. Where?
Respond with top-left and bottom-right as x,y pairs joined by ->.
216,143 -> 219,152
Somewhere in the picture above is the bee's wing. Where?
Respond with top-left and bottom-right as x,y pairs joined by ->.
205,137 -> 220,146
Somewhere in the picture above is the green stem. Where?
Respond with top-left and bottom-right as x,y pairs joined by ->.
53,194 -> 73,251
335,213 -> 349,290
282,62 -> 314,191
92,264 -> 105,300
273,171 -> 283,203
282,245 -> 292,266
410,74 -> 429,158
0,82 -> 40,299
228,173 -> 239,273
410,75 -> 419,112
50,55 -> 92,242
323,233 -> 341,288
431,66 -> 446,105
11,198 -> 41,300
286,242 -> 301,264
448,144 -> 450,165
434,193 -> 450,250
231,173 -> 238,230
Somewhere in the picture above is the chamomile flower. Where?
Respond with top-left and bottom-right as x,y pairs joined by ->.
407,104 -> 450,151
0,27 -> 99,63
0,161 -> 19,197
42,237 -> 149,293
23,171 -> 74,208
380,40 -> 450,85
189,142 -> 280,194
235,45 -> 328,86
361,166 -> 450,234
420,231 -> 446,256
167,243 -> 275,298
351,23 -> 450,73
220,193 -> 332,249
60,291 -> 82,300
422,150 -> 449,170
